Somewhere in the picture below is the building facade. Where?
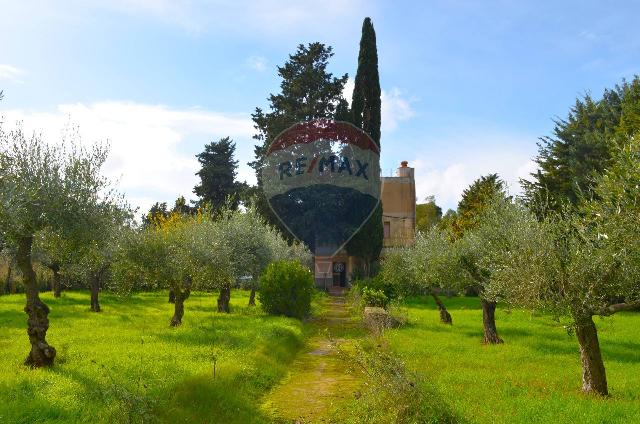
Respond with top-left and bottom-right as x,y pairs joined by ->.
314,161 -> 416,289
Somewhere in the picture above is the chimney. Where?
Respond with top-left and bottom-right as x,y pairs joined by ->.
396,161 -> 414,178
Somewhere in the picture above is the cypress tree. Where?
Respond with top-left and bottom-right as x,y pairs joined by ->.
346,17 -> 384,276
351,17 -> 382,146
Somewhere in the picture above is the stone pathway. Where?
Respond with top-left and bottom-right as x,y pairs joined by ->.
261,294 -> 363,423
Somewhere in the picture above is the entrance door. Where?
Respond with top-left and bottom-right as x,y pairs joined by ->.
332,262 -> 346,287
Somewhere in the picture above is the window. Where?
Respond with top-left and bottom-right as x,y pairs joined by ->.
383,221 -> 391,238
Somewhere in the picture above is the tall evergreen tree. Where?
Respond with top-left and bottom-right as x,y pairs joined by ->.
454,173 -> 506,239
346,18 -> 384,275
350,17 -> 382,145
522,76 -> 640,215
193,137 -> 245,211
249,43 -> 349,231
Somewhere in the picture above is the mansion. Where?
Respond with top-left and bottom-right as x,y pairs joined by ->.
314,161 -> 416,289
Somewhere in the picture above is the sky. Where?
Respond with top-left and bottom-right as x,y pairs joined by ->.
1,0 -> 639,214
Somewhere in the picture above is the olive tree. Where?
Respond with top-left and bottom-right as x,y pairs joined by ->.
457,198 -> 521,345
214,206 -> 311,312
0,124 -> 119,367
379,229 -> 461,324
483,142 -> 640,395
75,203 -> 132,312
113,212 -> 232,326
409,229 -> 464,324
34,229 -> 76,298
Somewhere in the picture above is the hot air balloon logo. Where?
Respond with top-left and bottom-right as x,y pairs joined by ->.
263,119 -> 381,257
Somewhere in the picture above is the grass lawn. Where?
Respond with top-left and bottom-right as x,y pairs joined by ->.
0,290 -> 311,424
386,296 -> 640,424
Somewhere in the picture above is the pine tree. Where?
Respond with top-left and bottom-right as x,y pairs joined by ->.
522,76 -> 640,215
345,18 -> 384,274
193,137 -> 245,211
454,173 -> 506,239
249,43 -> 349,231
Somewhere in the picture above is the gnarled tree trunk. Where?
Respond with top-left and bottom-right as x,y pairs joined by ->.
217,284 -> 231,313
3,264 -> 11,295
481,298 -> 503,344
168,288 -> 175,304
49,263 -> 62,298
170,286 -> 191,327
248,287 -> 256,306
17,237 -> 56,367
430,290 -> 452,324
575,314 -> 608,395
90,273 -> 101,312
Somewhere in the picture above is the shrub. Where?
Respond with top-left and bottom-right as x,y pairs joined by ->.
353,275 -> 397,300
258,261 -> 315,319
361,286 -> 388,308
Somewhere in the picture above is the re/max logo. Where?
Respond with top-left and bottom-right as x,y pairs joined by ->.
278,155 -> 369,180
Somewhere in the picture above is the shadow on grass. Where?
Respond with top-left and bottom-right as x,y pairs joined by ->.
162,372 -> 276,424
0,378 -> 71,423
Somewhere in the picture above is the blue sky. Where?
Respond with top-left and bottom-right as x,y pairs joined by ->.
1,0 -> 639,212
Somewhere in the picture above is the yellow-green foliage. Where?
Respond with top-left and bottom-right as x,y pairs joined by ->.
0,290 -> 307,423
386,296 -> 640,423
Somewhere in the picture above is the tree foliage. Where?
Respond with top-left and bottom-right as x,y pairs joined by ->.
346,18 -> 383,270
522,76 -> 640,214
415,196 -> 443,233
476,141 -> 640,394
112,206 -> 311,322
193,137 -> 245,211
351,17 -> 381,146
454,173 -> 506,238
259,260 -> 315,319
0,123 -> 123,366
250,42 -> 349,230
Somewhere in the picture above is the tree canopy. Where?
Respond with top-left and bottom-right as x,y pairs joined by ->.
249,42 -> 349,231
416,196 -> 443,233
346,18 -> 384,271
193,137 -> 245,211
0,123 -> 124,366
522,76 -> 640,214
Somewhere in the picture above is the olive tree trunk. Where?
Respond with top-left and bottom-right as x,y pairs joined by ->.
481,298 -> 503,344
17,237 -> 56,367
3,264 -> 11,295
574,314 -> 608,395
217,284 -> 231,313
49,264 -> 62,298
430,291 -> 452,324
248,287 -> 256,306
90,272 -> 101,312
170,287 -> 191,327
168,288 -> 175,304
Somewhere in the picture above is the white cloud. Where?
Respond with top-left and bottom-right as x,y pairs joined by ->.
342,78 -> 416,133
381,88 -> 415,132
403,131 -> 539,210
1,101 -> 254,213
342,78 -> 355,104
246,56 -> 267,72
0,64 -> 25,83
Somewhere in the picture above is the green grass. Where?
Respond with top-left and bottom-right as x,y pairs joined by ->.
386,296 -> 640,424
0,290 -> 310,424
